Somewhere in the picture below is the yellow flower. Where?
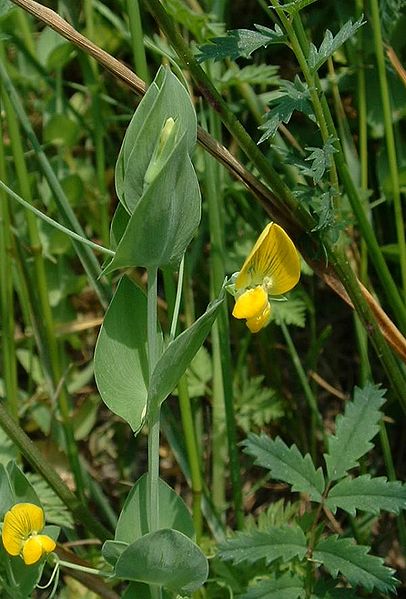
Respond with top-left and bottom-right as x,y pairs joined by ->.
2,503 -> 56,565
232,223 -> 300,332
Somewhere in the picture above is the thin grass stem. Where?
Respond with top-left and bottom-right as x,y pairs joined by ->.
369,0 -> 406,299
127,0 -> 150,84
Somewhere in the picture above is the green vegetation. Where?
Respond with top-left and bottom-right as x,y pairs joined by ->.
0,0 -> 405,597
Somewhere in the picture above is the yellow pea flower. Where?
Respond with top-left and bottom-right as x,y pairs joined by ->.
2,503 -> 56,565
232,223 -> 300,332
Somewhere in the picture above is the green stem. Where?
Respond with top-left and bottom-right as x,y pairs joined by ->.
0,105 -> 18,420
204,105 -> 243,526
369,0 -> 406,299
147,268 -> 160,534
280,322 -> 325,454
0,180 -> 114,256
273,3 -> 339,192
177,375 -> 203,542
127,0 -> 150,84
81,0 -> 110,247
0,401 -> 111,541
0,59 -> 110,309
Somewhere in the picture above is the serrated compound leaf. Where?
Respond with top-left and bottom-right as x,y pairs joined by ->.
258,77 -> 314,142
324,383 -> 386,481
326,475 -> 406,516
115,474 -> 194,544
197,24 -> 285,62
243,434 -> 325,501
148,294 -> 223,410
218,526 -> 307,566
303,138 -> 338,184
115,528 -> 208,593
271,295 -> 307,327
94,277 -> 149,433
313,536 -> 398,594
239,573 -> 305,599
308,16 -> 365,72
105,131 -> 201,272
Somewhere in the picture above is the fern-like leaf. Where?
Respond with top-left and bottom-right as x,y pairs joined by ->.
326,475 -> 406,516
271,294 -> 307,327
308,16 -> 365,72
313,536 -> 398,593
240,573 -> 305,599
302,138 -> 338,183
258,76 -> 314,142
218,526 -> 307,566
197,24 -> 285,62
324,383 -> 386,481
243,434 -> 325,501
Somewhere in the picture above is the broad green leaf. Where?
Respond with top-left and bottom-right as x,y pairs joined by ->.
110,202 -> 130,250
258,77 -> 314,143
313,536 -> 398,594
104,131 -> 201,272
148,294 -> 223,410
102,540 -> 128,567
240,574 -> 305,599
115,474 -> 194,543
116,67 -> 196,212
326,475 -> 406,516
115,528 -> 208,593
243,434 -> 325,501
218,526 -> 307,565
324,384 -> 386,481
197,24 -> 286,62
308,16 -> 365,72
94,277 -> 150,433
7,461 -> 40,506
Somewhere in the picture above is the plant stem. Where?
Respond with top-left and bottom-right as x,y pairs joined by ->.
127,0 -> 150,84
204,105 -> 244,527
369,0 -> 406,299
177,375 -> 203,542
0,180 -> 114,256
0,105 -> 18,420
147,268 -> 160,534
280,322 -> 326,454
